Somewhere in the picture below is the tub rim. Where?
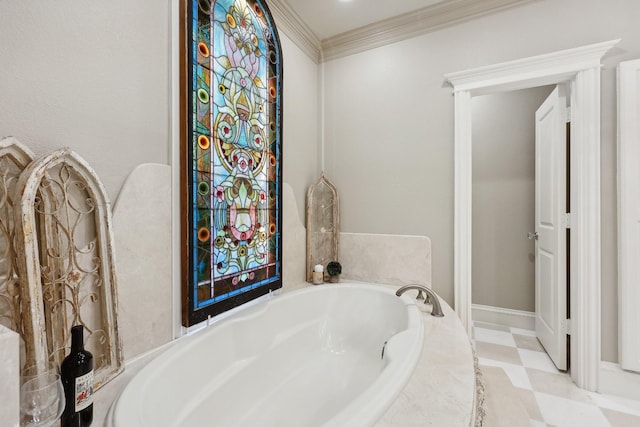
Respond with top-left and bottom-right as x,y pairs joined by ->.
107,282 -> 424,427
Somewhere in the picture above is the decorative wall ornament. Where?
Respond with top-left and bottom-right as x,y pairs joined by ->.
0,137 -> 35,337
306,173 -> 339,282
181,0 -> 283,326
13,148 -> 123,389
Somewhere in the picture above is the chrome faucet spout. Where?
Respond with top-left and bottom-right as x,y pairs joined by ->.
396,284 -> 444,317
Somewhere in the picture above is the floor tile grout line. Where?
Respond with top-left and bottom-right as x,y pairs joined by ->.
473,321 -> 640,425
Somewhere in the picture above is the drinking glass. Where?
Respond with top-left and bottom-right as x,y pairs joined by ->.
20,368 -> 65,427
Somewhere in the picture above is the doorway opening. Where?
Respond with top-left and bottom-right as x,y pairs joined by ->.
445,39 -> 619,391
470,85 -> 571,371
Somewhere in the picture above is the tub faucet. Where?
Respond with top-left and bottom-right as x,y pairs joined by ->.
396,284 -> 444,317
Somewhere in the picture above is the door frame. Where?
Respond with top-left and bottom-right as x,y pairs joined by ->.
445,39 -> 619,391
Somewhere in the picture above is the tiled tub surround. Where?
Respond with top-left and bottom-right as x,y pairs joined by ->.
1,173 -> 476,425
107,284 -> 426,427
112,164 -> 173,361
101,174 -> 473,426
339,232 -> 432,288
473,322 -> 640,426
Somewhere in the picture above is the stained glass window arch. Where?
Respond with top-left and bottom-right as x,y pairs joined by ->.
181,0 -> 283,326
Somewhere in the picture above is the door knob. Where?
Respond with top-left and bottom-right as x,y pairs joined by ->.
528,231 -> 539,240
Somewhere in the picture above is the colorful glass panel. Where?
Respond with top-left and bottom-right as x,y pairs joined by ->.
183,0 -> 282,326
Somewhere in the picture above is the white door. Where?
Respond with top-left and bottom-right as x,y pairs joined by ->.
534,85 -> 567,371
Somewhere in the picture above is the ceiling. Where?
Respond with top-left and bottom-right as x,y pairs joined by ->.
283,0 -> 446,40
272,0 -> 534,62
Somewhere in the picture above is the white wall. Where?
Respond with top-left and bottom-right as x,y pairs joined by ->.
323,0 -> 640,362
472,86 -> 554,312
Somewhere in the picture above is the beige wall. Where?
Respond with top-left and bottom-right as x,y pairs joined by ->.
0,0 -> 171,203
472,86 -> 554,312
323,0 -> 640,362
279,35 -> 321,220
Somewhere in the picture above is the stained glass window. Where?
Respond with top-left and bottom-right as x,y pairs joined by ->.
181,0 -> 282,326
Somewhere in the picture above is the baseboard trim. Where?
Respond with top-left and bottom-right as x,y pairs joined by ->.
599,361 -> 640,401
472,304 -> 535,330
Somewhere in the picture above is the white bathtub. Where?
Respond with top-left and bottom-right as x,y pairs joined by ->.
107,283 -> 424,427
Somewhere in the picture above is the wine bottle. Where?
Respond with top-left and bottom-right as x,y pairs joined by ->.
61,324 -> 94,427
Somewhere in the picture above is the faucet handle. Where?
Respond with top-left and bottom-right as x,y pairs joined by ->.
423,292 -> 433,304
396,284 -> 445,317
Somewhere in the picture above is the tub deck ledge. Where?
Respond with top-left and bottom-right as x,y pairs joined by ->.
375,283 -> 476,427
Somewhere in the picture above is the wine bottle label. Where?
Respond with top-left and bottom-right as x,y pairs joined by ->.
74,370 -> 94,412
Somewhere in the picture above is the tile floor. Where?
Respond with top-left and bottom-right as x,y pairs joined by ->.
472,322 -> 640,427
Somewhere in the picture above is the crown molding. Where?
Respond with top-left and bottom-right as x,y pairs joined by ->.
319,0 -> 537,62
268,0 -> 536,64
444,39 -> 620,94
267,0 -> 322,63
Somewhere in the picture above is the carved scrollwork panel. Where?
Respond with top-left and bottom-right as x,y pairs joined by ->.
13,148 -> 123,389
0,137 -> 35,338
